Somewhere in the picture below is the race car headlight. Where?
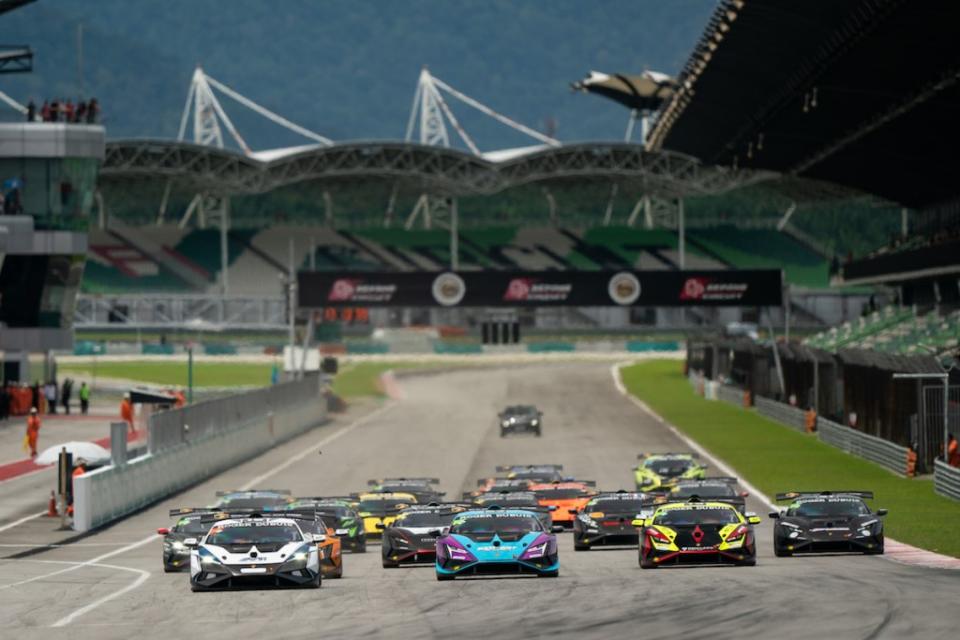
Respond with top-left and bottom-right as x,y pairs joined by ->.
335,528 -> 350,536
857,529 -> 871,538
520,542 -> 548,559
198,547 -> 222,565
531,419 -> 539,426
443,543 -> 476,562
778,521 -> 800,530
171,541 -> 187,551
282,544 -> 314,570
501,420 -> 510,427
577,512 -> 594,524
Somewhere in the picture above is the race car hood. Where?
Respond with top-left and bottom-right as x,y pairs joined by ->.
443,531 -> 548,561
199,540 -> 307,566
779,514 -> 880,540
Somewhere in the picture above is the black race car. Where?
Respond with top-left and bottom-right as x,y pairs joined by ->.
212,489 -> 294,510
159,509 -> 215,572
288,498 -> 367,552
571,491 -> 654,551
471,490 -> 560,532
669,477 -> 748,513
498,405 -> 543,437
470,477 -> 532,497
381,503 -> 469,568
366,478 -> 444,503
494,464 -> 567,483
770,491 -> 887,556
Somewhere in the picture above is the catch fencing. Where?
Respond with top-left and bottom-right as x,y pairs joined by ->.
73,376 -> 327,532
934,460 -> 960,501
817,417 -> 910,477
148,376 -> 318,453
755,396 -> 809,432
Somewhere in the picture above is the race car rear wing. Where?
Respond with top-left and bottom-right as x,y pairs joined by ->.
196,508 -> 324,523
495,464 -> 563,472
775,491 -> 874,501
169,507 -> 217,518
214,489 -> 292,497
368,477 -> 440,486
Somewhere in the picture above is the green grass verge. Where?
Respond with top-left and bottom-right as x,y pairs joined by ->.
621,360 -> 960,558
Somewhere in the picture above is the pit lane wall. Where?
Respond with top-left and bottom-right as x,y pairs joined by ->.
72,375 -> 327,532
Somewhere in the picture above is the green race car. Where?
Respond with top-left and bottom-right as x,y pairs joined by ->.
633,453 -> 707,493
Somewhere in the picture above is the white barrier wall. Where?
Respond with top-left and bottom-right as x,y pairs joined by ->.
73,385 -> 326,532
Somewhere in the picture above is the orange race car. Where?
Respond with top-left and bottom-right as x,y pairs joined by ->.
529,481 -> 598,529
295,512 -> 343,578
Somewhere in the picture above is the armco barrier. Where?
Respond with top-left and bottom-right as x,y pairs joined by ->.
73,377 -> 326,532
818,418 -> 910,477
934,460 -> 960,501
755,396 -> 808,432
717,384 -> 745,407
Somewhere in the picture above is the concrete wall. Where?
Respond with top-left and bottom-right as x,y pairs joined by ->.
73,382 -> 326,532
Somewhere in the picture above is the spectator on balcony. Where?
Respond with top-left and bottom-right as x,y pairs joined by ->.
26,100 -> 35,122
40,100 -> 50,122
64,99 -> 75,123
76,101 -> 87,123
50,98 -> 60,122
948,434 -> 960,468
85,98 -> 99,124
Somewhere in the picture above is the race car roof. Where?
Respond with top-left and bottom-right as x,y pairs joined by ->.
638,452 -> 699,460
776,491 -> 874,501
590,492 -> 649,501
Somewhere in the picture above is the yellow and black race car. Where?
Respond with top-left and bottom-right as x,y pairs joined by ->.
633,453 -> 707,493
353,492 -> 418,537
633,498 -> 761,568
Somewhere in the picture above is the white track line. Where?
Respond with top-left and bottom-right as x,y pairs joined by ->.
0,511 -> 46,533
609,362 -> 776,511
241,401 -> 396,490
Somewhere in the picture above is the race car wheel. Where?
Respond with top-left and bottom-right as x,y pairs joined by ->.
304,573 -> 321,589
163,566 -> 178,574
739,557 -> 757,567
382,560 -> 400,568
573,541 -> 590,551
865,539 -> 884,555
353,542 -> 367,553
774,545 -> 792,557
534,428 -> 542,437
639,553 -> 656,569
500,429 -> 507,438
537,570 -> 559,578
436,573 -> 455,581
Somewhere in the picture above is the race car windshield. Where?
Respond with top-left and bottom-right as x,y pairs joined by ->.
590,499 -> 648,513
503,406 -> 537,416
511,471 -> 560,481
643,459 -> 693,476
217,497 -> 289,510
653,509 -> 740,526
674,485 -> 736,498
536,489 -> 588,499
451,516 -> 541,536
396,512 -> 455,527
479,498 -> 539,508
174,519 -> 210,534
206,525 -> 303,546
790,500 -> 870,518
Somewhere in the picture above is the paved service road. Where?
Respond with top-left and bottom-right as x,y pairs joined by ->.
1,364 -> 958,639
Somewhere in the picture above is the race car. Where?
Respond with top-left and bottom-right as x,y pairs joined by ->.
366,478 -> 444,503
381,503 -> 469,568
353,492 -> 418,537
287,498 -> 367,552
471,490 -> 559,531
670,477 -> 748,513
634,498 -> 762,568
571,491 -> 654,550
212,489 -> 294,510
633,453 -> 707,493
158,509 -> 214,572
286,511 -> 343,578
528,481 -> 597,529
471,477 -> 532,496
498,405 -> 543,437
435,508 -> 559,580
769,491 -> 887,556
189,514 -> 322,590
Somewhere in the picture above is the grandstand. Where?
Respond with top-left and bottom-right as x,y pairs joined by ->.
805,307 -> 960,359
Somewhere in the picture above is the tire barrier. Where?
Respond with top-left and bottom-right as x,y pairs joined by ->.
934,460 -> 960,501
817,418 -> 911,477
72,376 -> 327,532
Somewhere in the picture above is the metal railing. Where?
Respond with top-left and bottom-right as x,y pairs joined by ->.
717,383 -> 744,407
934,460 -> 960,501
74,294 -> 287,329
755,396 -> 808,432
818,418 -> 910,477
148,375 -> 320,453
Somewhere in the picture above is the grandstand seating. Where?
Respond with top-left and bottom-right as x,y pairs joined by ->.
804,307 -> 960,357
80,225 -> 829,295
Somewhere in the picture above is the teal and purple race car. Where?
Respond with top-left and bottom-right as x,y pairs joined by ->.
435,508 -> 559,580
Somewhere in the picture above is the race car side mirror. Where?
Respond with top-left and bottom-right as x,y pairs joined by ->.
428,529 -> 443,537
740,491 -> 750,498
567,509 -> 578,515
550,526 -> 564,533
747,516 -> 762,525
768,511 -> 780,519
876,509 -> 888,516
375,522 -> 386,530
311,533 -> 326,543
184,538 -> 199,546
156,528 -> 170,535
547,505 -> 557,511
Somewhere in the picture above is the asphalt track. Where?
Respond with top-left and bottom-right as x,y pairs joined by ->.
1,363 -> 959,639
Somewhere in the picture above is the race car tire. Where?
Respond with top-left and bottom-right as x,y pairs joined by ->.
865,540 -> 884,555
573,542 -> 590,551
774,545 -> 792,557
739,557 -> 757,567
436,573 -> 455,581
163,566 -> 178,573
639,554 -> 656,569
382,560 -> 400,568
304,573 -> 321,589
333,566 -> 344,578
537,570 -> 559,578
534,428 -> 542,437
353,542 -> 367,553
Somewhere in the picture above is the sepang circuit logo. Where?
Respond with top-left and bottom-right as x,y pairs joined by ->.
679,277 -> 748,302
503,278 -> 572,302
328,278 -> 396,303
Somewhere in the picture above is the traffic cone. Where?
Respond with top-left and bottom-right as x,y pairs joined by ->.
46,490 -> 58,517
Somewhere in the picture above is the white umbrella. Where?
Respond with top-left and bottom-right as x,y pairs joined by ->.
35,442 -> 111,466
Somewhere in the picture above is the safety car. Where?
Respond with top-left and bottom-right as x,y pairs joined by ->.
498,405 -> 543,437
212,489 -> 294,510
